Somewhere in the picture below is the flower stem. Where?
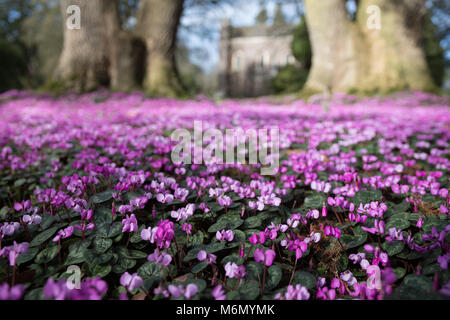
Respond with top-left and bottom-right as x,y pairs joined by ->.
11,264 -> 16,287
289,258 -> 298,286
19,217 -> 32,241
126,233 -> 131,248
211,264 -> 216,286
243,244 -> 254,263
58,240 -> 62,264
173,238 -> 182,270
261,265 -> 267,296
332,208 -> 343,225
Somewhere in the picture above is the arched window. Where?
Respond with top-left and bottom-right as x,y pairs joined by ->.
233,51 -> 244,71
260,52 -> 270,69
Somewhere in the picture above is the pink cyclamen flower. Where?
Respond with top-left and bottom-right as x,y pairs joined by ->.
286,239 -> 308,259
437,253 -> 450,270
254,248 -> 276,266
306,209 -> 320,219
316,287 -> 336,300
0,283 -> 24,300
130,196 -> 148,209
239,243 -> 245,258
275,284 -> 310,300
0,222 -> 20,237
141,226 -> 157,242
199,203 -> 210,213
80,209 -> 93,220
52,226 -> 74,242
304,232 -> 320,246
122,214 -> 138,233
167,284 -> 184,298
216,229 -> 234,242
218,195 -> 232,207
141,219 -> 174,249
224,262 -> 246,279
197,250 -> 217,264
168,284 -> 198,299
171,203 -> 195,221
182,223 -> 192,235
11,242 -> 29,266
118,204 -> 133,215
330,278 -> 345,294
13,200 -> 31,212
340,270 -> 358,286
416,217 -> 424,228
322,205 -> 327,217
440,281 -> 450,297
74,221 -> 95,232
323,226 -> 341,239
248,200 -> 264,211
249,232 -> 266,245
120,272 -> 143,291
0,242 -> 29,266
43,278 -> 71,300
147,248 -> 172,266
184,284 -> 198,299
156,193 -> 174,204
44,277 -> 107,300
22,214 -> 41,225
212,285 -> 226,300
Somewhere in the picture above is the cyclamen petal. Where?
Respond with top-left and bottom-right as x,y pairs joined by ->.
264,249 -> 276,266
212,285 -> 226,300
197,250 -> 207,261
184,284 -> 198,299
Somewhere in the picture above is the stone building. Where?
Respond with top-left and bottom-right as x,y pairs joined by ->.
218,19 -> 297,97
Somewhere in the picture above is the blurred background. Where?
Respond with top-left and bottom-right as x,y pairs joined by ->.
0,0 -> 449,98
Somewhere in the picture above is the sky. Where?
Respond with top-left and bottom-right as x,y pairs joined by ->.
179,0 -> 301,74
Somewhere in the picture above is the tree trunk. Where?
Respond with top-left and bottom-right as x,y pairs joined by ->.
355,0 -> 434,92
302,0 -> 434,95
110,31 -> 147,92
55,0 -> 119,92
136,0 -> 185,97
303,0 -> 364,94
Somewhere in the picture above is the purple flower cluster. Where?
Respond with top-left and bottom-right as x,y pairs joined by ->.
44,277 -> 107,300
0,91 -> 448,300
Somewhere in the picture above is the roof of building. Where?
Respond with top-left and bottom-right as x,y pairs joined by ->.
229,23 -> 296,38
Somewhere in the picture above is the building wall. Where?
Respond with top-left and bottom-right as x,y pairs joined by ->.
228,35 -> 295,97
219,23 -> 296,97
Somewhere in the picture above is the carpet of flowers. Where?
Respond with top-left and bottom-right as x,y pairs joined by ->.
0,90 -> 449,300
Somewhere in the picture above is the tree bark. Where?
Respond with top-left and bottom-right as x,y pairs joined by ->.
302,0 -> 434,95
136,0 -> 185,97
355,0 -> 434,92
55,0 -> 119,92
110,31 -> 147,92
303,0 -> 364,93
